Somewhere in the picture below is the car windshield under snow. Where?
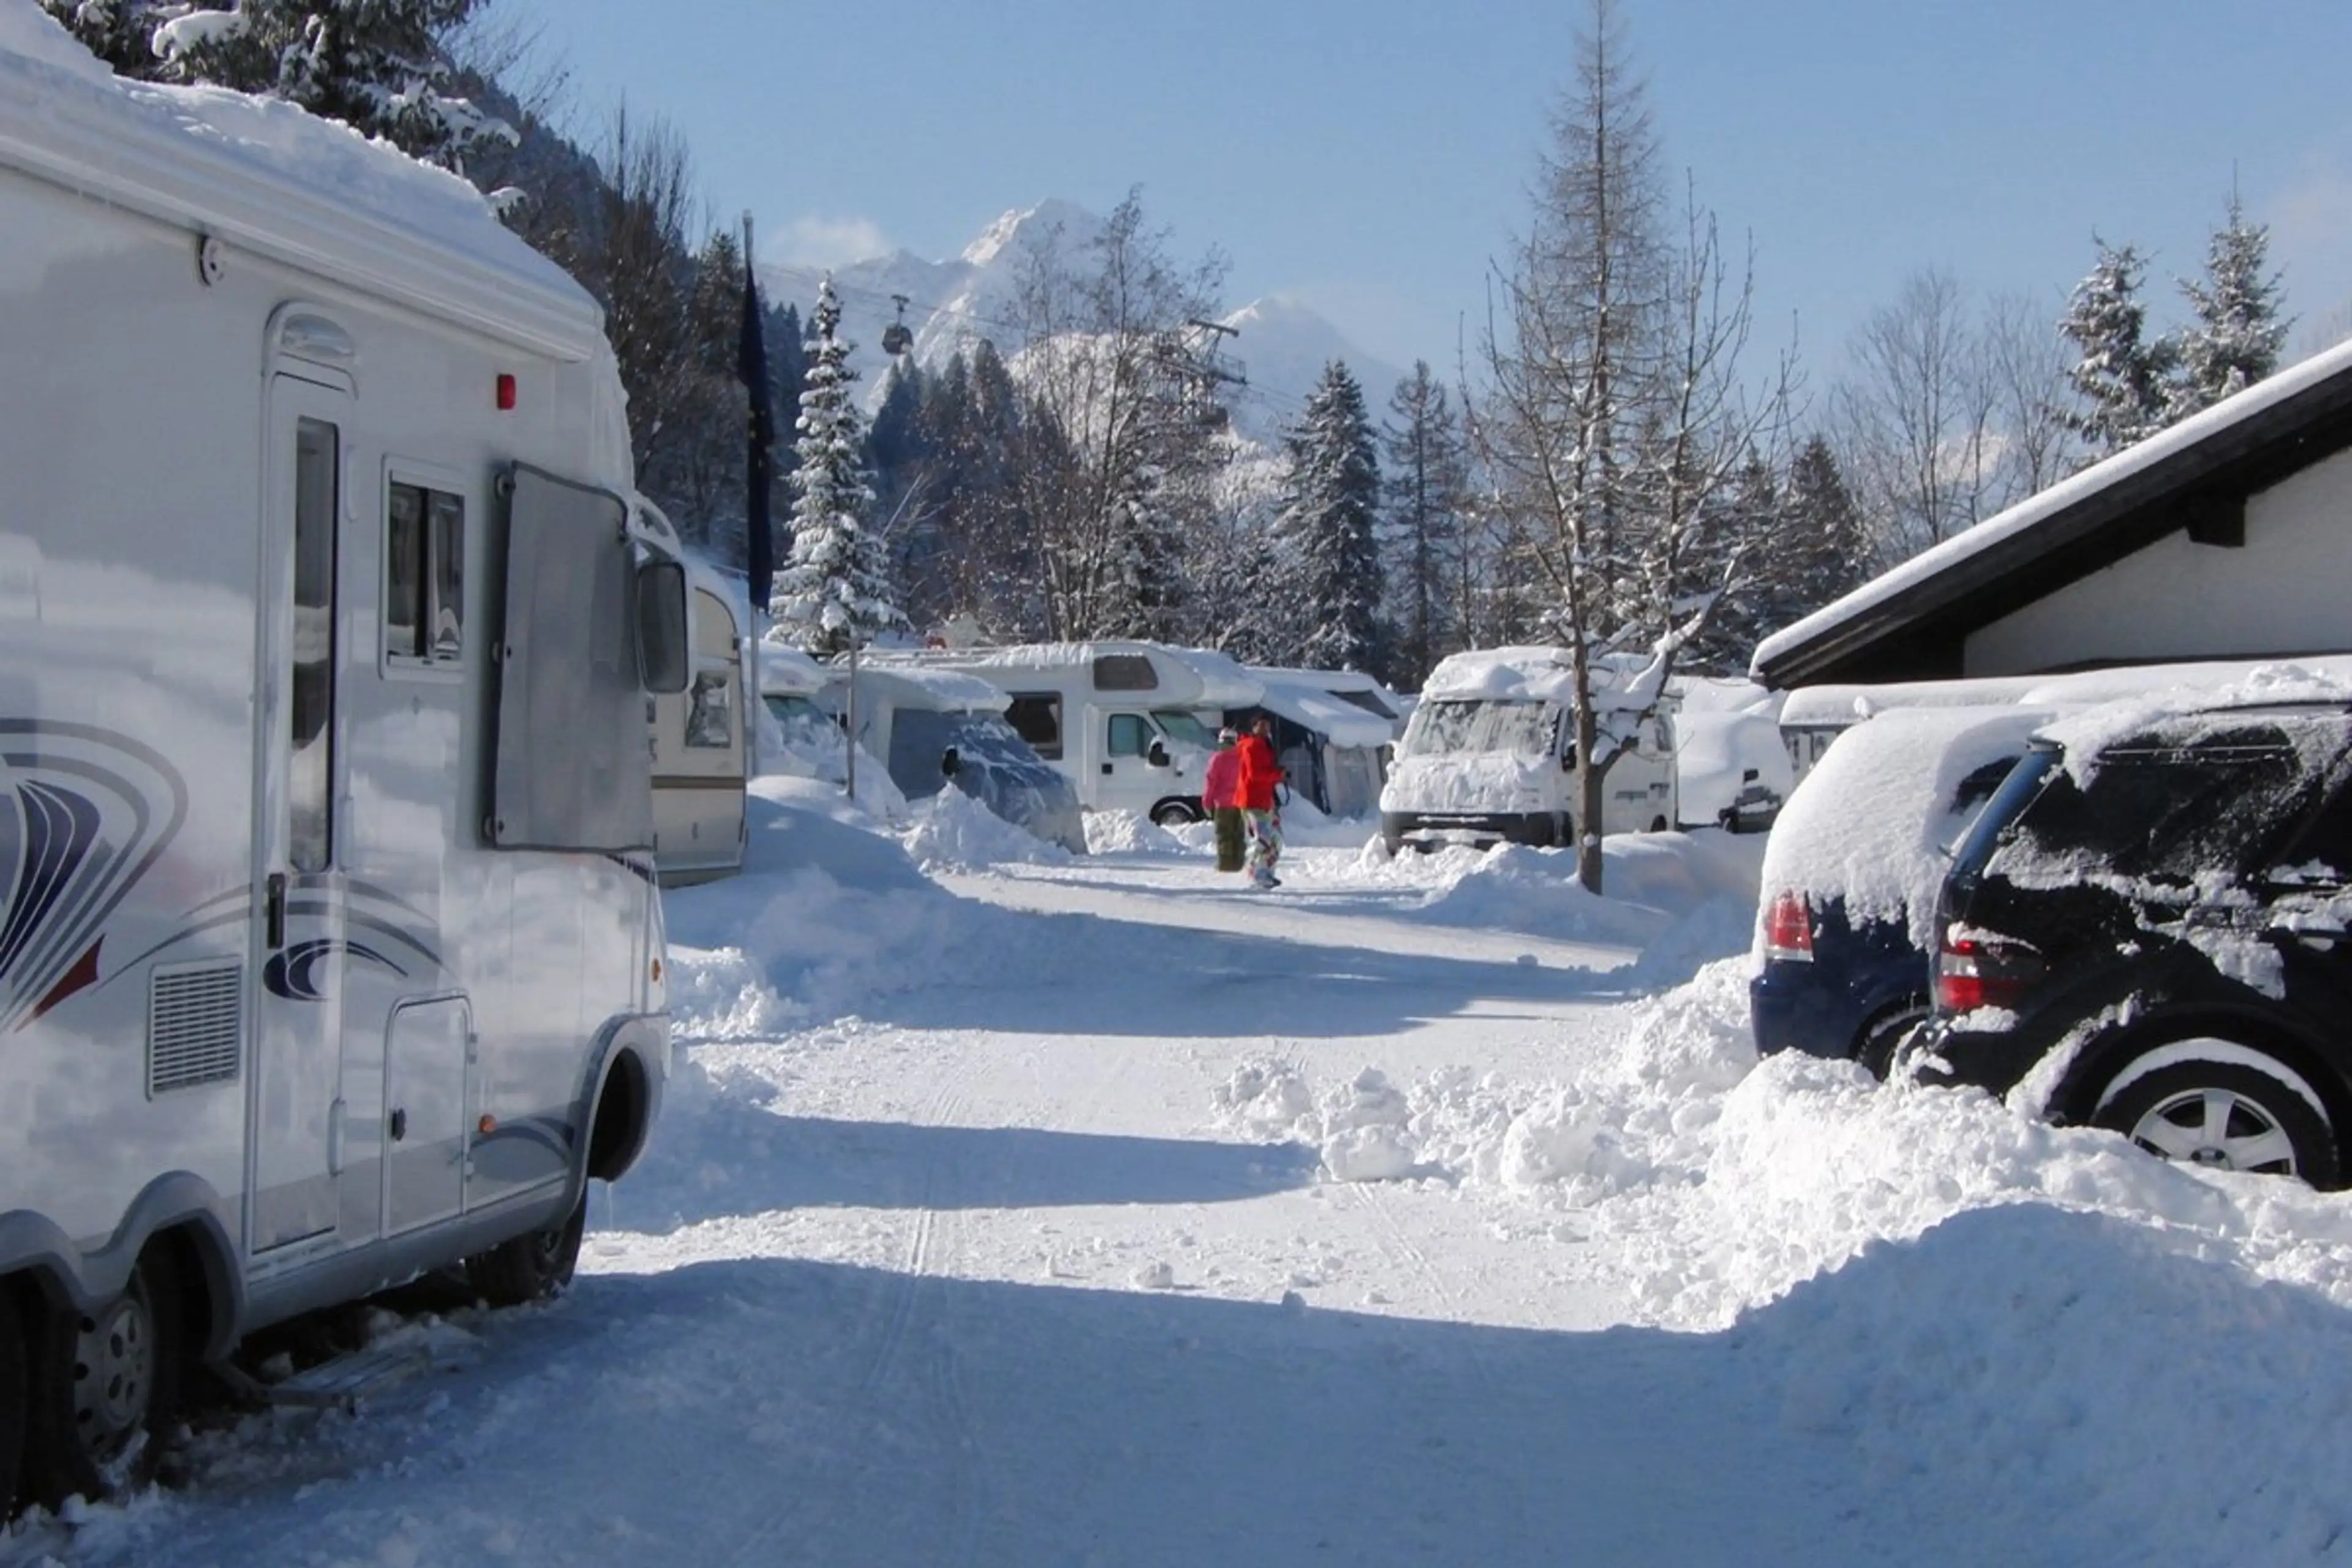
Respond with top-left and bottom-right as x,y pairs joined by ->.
1404,699 -> 1558,758
2003,727 -> 2315,883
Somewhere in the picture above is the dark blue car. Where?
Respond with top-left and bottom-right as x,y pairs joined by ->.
1750,707 -> 2048,1075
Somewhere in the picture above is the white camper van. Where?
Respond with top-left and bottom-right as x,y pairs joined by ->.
1381,647 -> 1679,852
1237,668 -> 1398,819
846,663 -> 1087,851
0,17 -> 684,1509
919,642 -> 1261,824
648,558 -> 749,884
755,637 -> 849,782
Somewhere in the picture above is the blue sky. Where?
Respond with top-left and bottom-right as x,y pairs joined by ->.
497,0 -> 2352,390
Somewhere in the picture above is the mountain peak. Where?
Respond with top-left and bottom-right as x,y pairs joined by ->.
961,198 -> 1101,269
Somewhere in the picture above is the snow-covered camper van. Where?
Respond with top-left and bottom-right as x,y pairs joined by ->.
1380,647 -> 1679,853
0,17 -> 685,1509
1235,668 -> 1398,819
755,637 -> 849,782
648,559 -> 748,884
847,663 -> 1086,851
919,643 -> 1261,824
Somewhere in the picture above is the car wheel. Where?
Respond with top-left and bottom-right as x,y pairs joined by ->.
1150,801 -> 1199,827
26,1252 -> 184,1506
1855,1001 -> 1929,1080
2092,1049 -> 2339,1187
466,1193 -> 588,1308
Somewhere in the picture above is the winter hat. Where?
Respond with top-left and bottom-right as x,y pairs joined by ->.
1216,727 -> 1237,745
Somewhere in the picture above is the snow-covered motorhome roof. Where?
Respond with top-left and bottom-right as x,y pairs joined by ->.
756,639 -> 831,698
1248,665 -> 1408,723
0,2 -> 605,362
1751,333 -> 2352,690
1251,675 -> 1397,750
1420,647 -> 1676,711
923,641 -> 1262,709
1779,654 -> 2352,732
853,664 -> 1011,715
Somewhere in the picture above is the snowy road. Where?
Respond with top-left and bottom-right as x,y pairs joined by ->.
32,802 -> 2352,1565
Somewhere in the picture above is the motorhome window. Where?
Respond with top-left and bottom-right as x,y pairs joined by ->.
1093,654 -> 1159,691
385,480 -> 464,666
1107,712 -> 1150,757
291,418 -> 339,872
685,671 -> 734,748
1007,693 -> 1063,760
1152,710 -> 1217,748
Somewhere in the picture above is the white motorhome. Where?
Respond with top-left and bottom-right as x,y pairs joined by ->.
1380,647 -> 1679,852
916,642 -> 1261,824
1237,668 -> 1399,819
845,663 -> 1086,852
648,558 -> 749,884
755,637 -> 848,782
0,15 -> 684,1509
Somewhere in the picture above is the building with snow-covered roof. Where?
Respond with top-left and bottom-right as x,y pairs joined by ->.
1752,336 -> 2352,692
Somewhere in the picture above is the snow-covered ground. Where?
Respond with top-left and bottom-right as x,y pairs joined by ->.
24,798 -> 2352,1566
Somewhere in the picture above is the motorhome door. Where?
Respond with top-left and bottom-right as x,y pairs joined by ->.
247,374 -> 353,1254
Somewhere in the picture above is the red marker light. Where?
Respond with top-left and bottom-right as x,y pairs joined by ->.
496,372 -> 517,410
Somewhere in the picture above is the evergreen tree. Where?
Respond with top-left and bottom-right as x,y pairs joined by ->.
40,0 -> 510,167
2060,239 -> 2176,459
1275,361 -> 1384,673
1381,362 -> 1469,688
1784,434 -> 1868,608
772,278 -> 899,655
2174,191 -> 2288,417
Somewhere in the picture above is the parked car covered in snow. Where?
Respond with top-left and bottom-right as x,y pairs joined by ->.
846,663 -> 1087,853
1912,693 -> 2352,1186
1752,707 -> 2051,1073
1379,647 -> 1677,853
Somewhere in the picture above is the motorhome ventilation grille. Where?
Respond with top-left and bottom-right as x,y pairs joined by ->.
148,962 -> 243,1095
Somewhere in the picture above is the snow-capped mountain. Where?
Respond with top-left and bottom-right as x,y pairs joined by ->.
758,201 -> 1401,447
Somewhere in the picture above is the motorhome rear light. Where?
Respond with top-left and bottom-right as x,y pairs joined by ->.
1936,928 -> 2045,1012
1762,890 -> 1814,962
496,372 -> 517,410
650,957 -> 662,982
478,1114 -> 498,1135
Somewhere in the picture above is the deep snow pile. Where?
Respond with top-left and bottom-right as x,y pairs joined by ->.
1082,809 -> 1188,856
899,785 -> 1068,872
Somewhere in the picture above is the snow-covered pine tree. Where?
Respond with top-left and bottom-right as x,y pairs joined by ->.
1381,362 -> 1469,690
40,0 -> 511,168
2173,192 -> 2288,418
772,277 -> 900,657
2060,239 -> 2176,459
1275,361 -> 1384,674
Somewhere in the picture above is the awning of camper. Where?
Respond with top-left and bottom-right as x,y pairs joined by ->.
1255,677 -> 1396,749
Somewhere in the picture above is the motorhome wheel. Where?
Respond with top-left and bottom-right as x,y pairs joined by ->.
0,1287 -> 23,1518
27,1253 -> 184,1506
1150,800 -> 1200,827
467,1194 -> 589,1308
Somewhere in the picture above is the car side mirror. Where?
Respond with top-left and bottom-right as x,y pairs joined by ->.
941,746 -> 962,779
635,559 -> 690,695
1147,739 -> 1170,768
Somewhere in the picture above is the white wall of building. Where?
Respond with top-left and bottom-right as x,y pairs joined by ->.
1964,447 -> 2352,676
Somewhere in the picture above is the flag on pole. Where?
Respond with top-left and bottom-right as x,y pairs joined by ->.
737,214 -> 776,615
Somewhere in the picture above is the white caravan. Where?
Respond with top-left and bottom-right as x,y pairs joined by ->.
648,557 -> 749,884
917,642 -> 1261,824
755,638 -> 849,782
1380,647 -> 1679,852
0,16 -> 685,1509
1237,668 -> 1398,819
846,663 -> 1087,852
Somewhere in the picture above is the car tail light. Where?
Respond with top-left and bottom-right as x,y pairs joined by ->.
1762,891 -> 1814,963
1935,926 -> 2046,1013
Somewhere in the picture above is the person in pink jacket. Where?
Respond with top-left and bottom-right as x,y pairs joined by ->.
1201,728 -> 1246,872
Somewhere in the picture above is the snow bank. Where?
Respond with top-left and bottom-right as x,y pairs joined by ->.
900,785 -> 1069,872
1084,810 -> 1189,855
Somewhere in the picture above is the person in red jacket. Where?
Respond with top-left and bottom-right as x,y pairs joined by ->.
1234,713 -> 1286,889
1201,728 -> 1246,873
